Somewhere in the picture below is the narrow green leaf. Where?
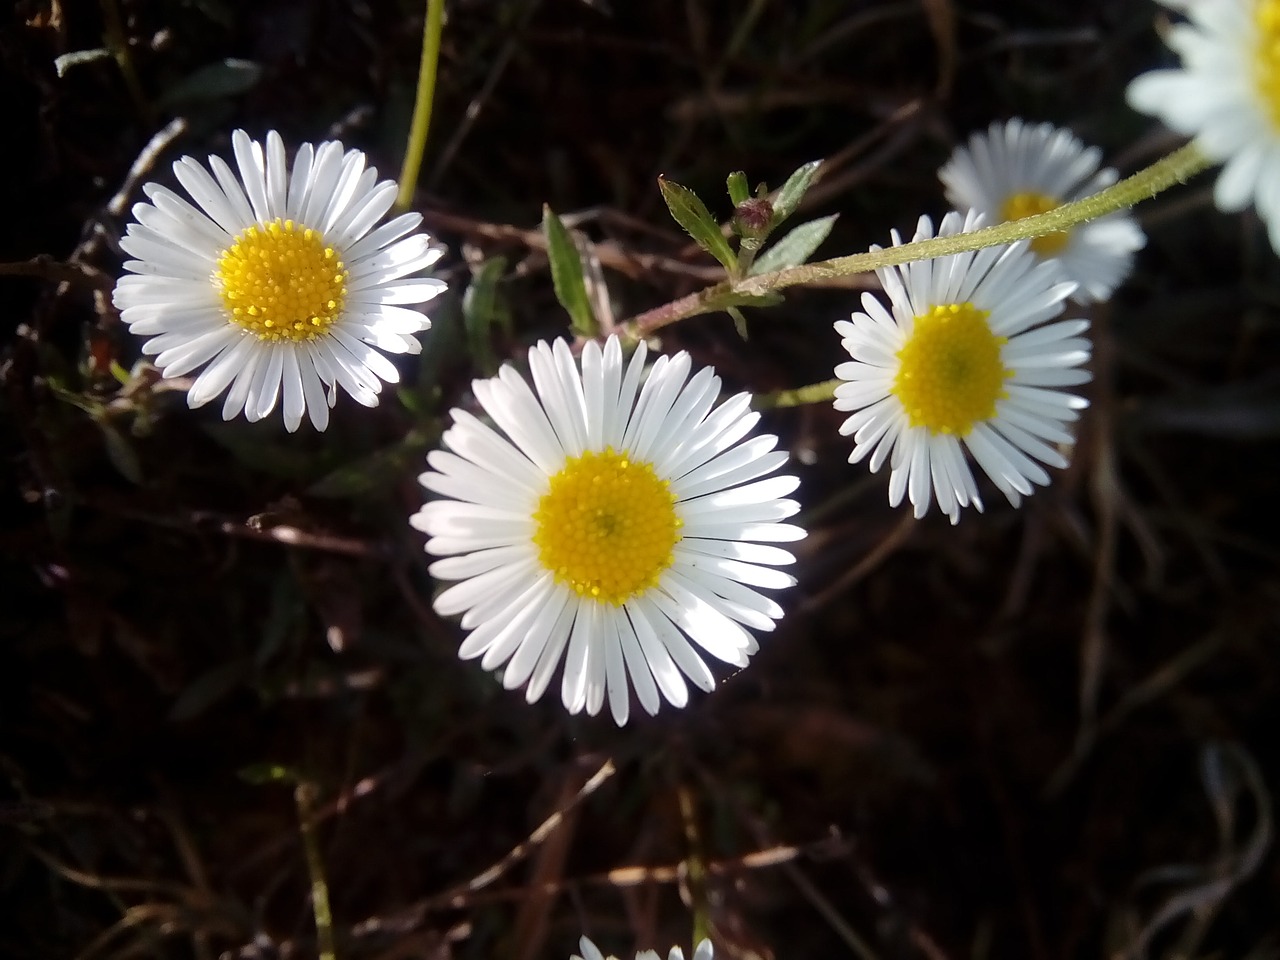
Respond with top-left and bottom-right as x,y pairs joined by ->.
770,160 -> 822,228
307,428 -> 435,499
657,178 -> 738,274
238,762 -> 298,786
157,58 -> 262,106
542,206 -> 598,337
203,422 -> 316,479
170,660 -> 250,721
726,171 -> 750,206
727,306 -> 750,340
749,214 -> 839,276
461,256 -> 509,374
98,421 -> 143,483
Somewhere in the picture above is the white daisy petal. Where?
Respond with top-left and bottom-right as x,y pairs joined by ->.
113,130 -> 444,430
502,586 -> 572,692
833,212 -> 1090,520
414,335 -> 804,724
567,936 -> 714,960
613,608 -> 661,718
1128,2 -> 1280,253
525,599 -> 579,705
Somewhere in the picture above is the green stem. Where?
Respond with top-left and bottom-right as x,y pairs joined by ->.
626,142 -> 1212,337
396,0 -> 447,212
755,378 -> 840,409
677,785 -> 711,947
295,782 -> 337,960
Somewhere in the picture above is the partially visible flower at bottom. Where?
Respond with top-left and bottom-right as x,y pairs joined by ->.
574,936 -> 714,960
412,335 -> 804,725
113,128 -> 446,431
833,210 -> 1091,523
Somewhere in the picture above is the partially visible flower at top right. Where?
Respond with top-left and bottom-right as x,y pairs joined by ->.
1128,0 -> 1280,252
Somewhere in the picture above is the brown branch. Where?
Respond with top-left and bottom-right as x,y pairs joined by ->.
0,255 -> 114,293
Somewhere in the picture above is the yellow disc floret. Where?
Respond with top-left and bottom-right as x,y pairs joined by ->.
892,302 -> 1008,436
532,448 -> 682,606
1000,191 -> 1070,257
215,218 -> 348,341
1256,0 -> 1280,126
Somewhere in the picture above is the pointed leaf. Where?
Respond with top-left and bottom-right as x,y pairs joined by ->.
542,206 -> 597,337
238,763 -> 298,786
307,429 -> 435,499
99,421 -> 143,484
770,160 -> 822,228
461,256 -> 509,374
170,660 -> 250,721
750,214 -> 839,276
657,178 -> 738,273
158,58 -> 262,106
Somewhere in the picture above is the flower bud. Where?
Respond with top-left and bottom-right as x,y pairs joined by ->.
732,198 -> 773,239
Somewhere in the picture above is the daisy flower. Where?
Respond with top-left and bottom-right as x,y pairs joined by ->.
574,937 -> 714,960
113,129 -> 446,431
1128,0 -> 1280,251
410,335 -> 804,726
833,210 -> 1092,524
938,118 -> 1146,303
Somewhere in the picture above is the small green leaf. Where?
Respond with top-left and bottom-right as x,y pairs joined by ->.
306,428 -> 435,499
170,660 -> 250,721
657,178 -> 738,274
750,214 -> 839,276
237,762 -> 298,786
158,58 -> 262,106
727,306 -> 750,340
256,575 -> 303,667
54,48 -> 111,78
461,256 -> 509,374
726,171 -> 750,206
542,206 -> 598,337
770,160 -> 822,229
203,422 -> 316,479
413,291 -> 463,402
98,421 -> 143,484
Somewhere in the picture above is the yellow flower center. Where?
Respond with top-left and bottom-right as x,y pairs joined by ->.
215,218 -> 348,341
892,302 -> 1009,436
532,448 -> 682,606
999,191 -> 1070,257
1256,0 -> 1280,125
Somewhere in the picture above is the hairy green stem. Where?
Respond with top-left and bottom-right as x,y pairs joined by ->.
396,0 -> 447,212
295,782 -> 337,960
626,142 -> 1212,337
755,378 -> 840,409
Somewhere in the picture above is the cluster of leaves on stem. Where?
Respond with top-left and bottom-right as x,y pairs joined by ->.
526,162 -> 837,341
656,161 -> 835,332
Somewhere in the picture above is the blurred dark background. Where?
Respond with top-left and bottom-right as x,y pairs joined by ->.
3,1 -> 1279,958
